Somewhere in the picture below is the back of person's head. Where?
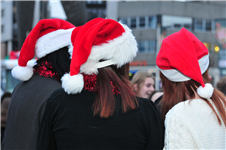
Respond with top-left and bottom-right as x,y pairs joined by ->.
33,46 -> 71,82
1,92 -> 12,127
156,28 -> 226,126
61,18 -> 139,118
12,18 -> 75,81
217,76 -> 226,95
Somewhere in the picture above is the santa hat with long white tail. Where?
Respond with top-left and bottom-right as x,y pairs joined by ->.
62,18 -> 138,94
156,27 -> 214,100
12,18 -> 75,81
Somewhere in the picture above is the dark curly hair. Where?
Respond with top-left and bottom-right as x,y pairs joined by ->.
33,46 -> 71,81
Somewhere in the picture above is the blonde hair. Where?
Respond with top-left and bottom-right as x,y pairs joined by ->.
131,71 -> 154,93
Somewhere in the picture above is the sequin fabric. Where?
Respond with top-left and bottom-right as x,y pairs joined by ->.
82,73 -> 121,95
33,61 -> 59,81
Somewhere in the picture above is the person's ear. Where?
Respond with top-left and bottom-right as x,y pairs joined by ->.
133,84 -> 138,92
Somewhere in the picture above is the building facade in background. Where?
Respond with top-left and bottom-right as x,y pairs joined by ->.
107,1 -> 226,87
1,1 -> 49,93
1,1 -> 225,92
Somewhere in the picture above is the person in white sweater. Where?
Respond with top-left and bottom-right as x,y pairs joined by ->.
156,27 -> 226,149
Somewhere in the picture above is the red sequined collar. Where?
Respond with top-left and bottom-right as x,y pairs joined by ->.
33,61 -> 59,81
83,74 -> 121,95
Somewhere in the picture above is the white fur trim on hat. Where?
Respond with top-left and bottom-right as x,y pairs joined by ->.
197,83 -> 214,100
159,54 -> 209,82
35,28 -> 75,59
80,24 -> 138,74
61,73 -> 84,94
12,66 -> 34,81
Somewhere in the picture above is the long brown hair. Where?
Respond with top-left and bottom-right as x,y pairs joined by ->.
92,63 -> 138,118
160,70 -> 226,126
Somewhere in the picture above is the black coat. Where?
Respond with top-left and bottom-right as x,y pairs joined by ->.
37,88 -> 165,150
2,74 -> 61,150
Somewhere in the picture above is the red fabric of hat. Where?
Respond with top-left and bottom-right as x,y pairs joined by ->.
62,18 -> 138,94
70,18 -> 125,75
12,18 -> 75,81
156,28 -> 209,87
156,28 -> 214,100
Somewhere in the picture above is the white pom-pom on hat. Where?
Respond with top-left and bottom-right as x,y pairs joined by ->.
61,73 -> 84,94
11,66 -> 34,81
197,83 -> 214,100
11,59 -> 37,81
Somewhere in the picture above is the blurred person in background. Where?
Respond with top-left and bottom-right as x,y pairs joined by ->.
149,90 -> 163,112
156,28 -> 226,149
36,18 -> 164,150
217,76 -> 226,95
2,19 -> 75,150
131,71 -> 155,99
1,92 -> 12,142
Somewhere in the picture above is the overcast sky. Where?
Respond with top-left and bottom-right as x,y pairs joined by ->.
49,0 -> 67,20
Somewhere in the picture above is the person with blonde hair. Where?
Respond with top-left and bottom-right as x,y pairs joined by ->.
131,71 -> 155,99
156,28 -> 226,149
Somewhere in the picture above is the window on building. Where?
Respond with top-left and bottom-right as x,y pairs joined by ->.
138,41 -> 146,52
139,17 -> 145,28
195,19 -> 203,31
205,20 -> 212,32
194,19 -> 214,32
86,1 -> 103,4
148,16 -> 156,28
119,16 -> 157,29
131,17 -> 136,29
162,15 -> 192,30
138,40 -> 156,53
184,24 -> 191,29
87,8 -> 106,20
174,24 -> 181,28
147,40 -> 156,53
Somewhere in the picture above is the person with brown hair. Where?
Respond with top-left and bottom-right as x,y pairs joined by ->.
156,28 -> 226,149
217,76 -> 226,95
36,18 -> 164,150
131,71 -> 155,99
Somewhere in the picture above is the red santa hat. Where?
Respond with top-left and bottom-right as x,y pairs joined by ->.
62,18 -> 138,94
156,27 -> 214,100
11,18 -> 75,81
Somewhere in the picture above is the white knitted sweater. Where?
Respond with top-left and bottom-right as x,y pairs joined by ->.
164,99 -> 226,150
